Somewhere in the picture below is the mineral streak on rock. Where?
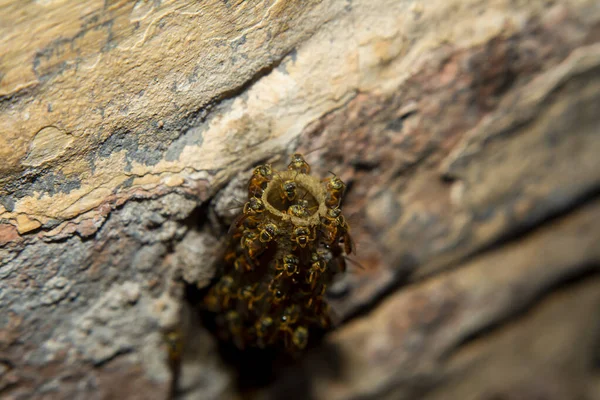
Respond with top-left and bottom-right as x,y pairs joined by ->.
203,154 -> 353,353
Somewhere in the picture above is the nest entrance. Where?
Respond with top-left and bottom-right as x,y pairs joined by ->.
262,170 -> 327,227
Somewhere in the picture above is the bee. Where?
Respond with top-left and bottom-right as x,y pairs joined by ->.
320,207 -> 343,244
238,283 -> 264,310
163,329 -> 183,365
228,214 -> 260,238
305,282 -> 327,308
273,288 -> 286,304
291,225 -> 315,248
204,292 -> 220,312
338,223 -> 355,256
291,326 -> 309,350
225,310 -> 245,349
334,254 -> 347,274
288,153 -> 311,174
224,250 -> 236,264
280,179 -> 298,202
268,280 -> 287,305
258,222 -> 279,243
316,308 -> 332,329
248,164 -> 273,197
305,291 -> 331,329
243,197 -> 266,216
279,305 -> 301,349
288,198 -> 315,218
342,233 -> 354,255
324,173 -> 346,208
332,207 -> 348,228
320,207 -> 354,255
215,276 -> 235,307
275,254 -> 300,277
228,197 -> 265,236
255,316 -> 275,348
281,304 -> 301,324
240,230 -> 265,261
307,251 -> 327,289
287,203 -> 309,218
234,256 -> 252,272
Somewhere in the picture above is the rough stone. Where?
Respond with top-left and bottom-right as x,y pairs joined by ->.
1,0 -> 599,399
172,229 -> 223,289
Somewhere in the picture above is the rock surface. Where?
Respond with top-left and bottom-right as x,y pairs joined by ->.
1,0 -> 599,399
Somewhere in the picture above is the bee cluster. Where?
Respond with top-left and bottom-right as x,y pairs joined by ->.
204,154 -> 353,353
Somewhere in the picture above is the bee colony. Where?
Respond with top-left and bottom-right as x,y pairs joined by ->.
204,154 -> 353,353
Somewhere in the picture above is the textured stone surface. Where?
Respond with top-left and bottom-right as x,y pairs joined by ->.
264,201 -> 600,399
1,0 -> 599,399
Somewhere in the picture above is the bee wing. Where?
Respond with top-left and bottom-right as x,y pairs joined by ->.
227,213 -> 247,236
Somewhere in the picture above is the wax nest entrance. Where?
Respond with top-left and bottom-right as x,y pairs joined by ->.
203,153 -> 353,354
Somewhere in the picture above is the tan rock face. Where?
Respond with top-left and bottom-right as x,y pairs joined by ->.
22,126 -> 74,167
1,0 -> 599,399
0,0 -> 345,228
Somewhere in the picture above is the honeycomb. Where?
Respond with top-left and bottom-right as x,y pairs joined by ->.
204,153 -> 353,353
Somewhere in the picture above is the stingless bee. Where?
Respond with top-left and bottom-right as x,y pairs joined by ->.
287,203 -> 309,218
275,254 -> 300,277
215,276 -> 235,308
291,225 -> 316,248
280,179 -> 298,202
240,230 -> 265,261
258,222 -> 279,243
228,197 -> 265,236
243,197 -> 266,216
288,153 -> 311,174
320,207 -> 343,244
248,164 -> 273,198
267,279 -> 287,305
292,326 -> 309,350
238,283 -> 264,310
234,256 -> 252,272
307,251 -> 327,289
225,310 -> 245,349
324,172 -> 346,209
255,316 -> 275,348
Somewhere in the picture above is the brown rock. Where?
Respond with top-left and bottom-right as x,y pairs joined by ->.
1,0 -> 599,399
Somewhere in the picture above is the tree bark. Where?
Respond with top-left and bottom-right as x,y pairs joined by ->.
1,1 -> 599,399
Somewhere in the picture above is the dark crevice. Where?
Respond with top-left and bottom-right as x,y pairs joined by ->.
263,341 -> 345,400
92,348 -> 134,367
440,264 -> 600,361
208,51 -> 292,113
389,144 -> 437,182
349,159 -> 380,172
385,110 -> 417,132
184,269 -> 330,399
441,181 -> 600,279
0,85 -> 38,112
167,197 -> 223,400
